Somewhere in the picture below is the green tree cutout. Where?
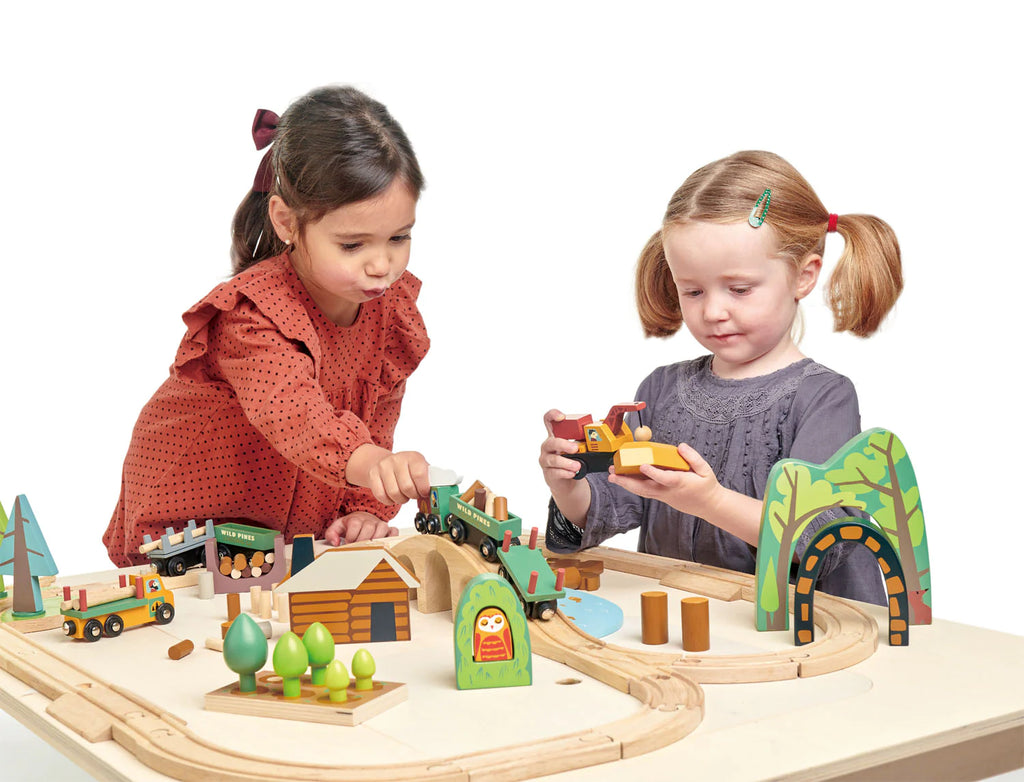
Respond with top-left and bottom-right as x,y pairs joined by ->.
324,659 -> 349,702
755,429 -> 931,631
351,649 -> 376,691
755,463 -> 863,631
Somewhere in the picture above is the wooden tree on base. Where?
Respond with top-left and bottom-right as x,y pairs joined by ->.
0,496 -> 58,617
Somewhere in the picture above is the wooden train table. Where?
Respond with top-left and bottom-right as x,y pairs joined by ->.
0,536 -> 1022,781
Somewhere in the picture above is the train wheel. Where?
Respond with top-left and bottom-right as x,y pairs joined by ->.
427,515 -> 441,535
414,512 -> 427,533
62,619 -> 78,637
479,538 -> 498,562
83,619 -> 103,642
497,566 -> 509,580
104,614 -> 124,637
448,518 -> 466,544
154,603 -> 175,625
534,600 -> 558,621
167,556 -> 187,577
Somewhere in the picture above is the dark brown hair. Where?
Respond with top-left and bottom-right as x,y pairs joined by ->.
636,150 -> 902,338
231,85 -> 425,274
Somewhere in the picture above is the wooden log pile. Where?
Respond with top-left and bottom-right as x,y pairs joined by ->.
218,550 -> 276,580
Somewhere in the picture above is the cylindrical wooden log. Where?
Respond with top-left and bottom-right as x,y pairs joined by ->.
474,487 -> 487,511
197,570 -> 214,600
168,639 -> 194,660
250,551 -> 266,568
554,568 -> 565,592
249,586 -> 262,613
641,591 -> 669,645
528,570 -> 539,595
226,592 -> 241,621
219,556 -> 233,576
259,591 -> 273,620
264,552 -> 275,565
681,597 -> 710,652
232,553 -> 248,571
275,592 -> 290,624
502,530 -> 512,552
493,496 -> 508,521
528,527 -> 539,550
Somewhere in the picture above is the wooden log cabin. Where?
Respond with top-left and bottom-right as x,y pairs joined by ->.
273,548 -> 420,644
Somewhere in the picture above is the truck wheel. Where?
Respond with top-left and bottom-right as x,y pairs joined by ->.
569,457 -> 588,480
167,556 -> 187,577
154,603 -> 175,625
83,619 -> 103,642
62,619 -> 78,637
104,615 -> 124,637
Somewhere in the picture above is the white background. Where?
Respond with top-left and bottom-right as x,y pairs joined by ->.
2,2 -> 1021,642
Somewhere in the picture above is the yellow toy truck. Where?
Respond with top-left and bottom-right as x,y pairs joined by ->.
61,572 -> 175,641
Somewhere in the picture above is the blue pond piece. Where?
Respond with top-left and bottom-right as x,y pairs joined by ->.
557,589 -> 624,638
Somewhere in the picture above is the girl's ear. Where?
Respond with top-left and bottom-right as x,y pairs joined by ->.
267,195 -> 298,244
795,253 -> 822,300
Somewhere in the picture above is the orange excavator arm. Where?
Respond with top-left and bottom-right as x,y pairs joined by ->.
602,402 -> 646,436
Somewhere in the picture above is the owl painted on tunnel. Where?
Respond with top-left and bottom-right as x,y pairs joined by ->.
473,607 -> 513,662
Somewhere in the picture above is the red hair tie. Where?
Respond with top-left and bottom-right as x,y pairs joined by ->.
251,109 -> 280,194
826,213 -> 839,233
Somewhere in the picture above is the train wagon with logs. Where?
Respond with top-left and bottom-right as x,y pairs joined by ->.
141,520 -> 278,578
414,478 -> 565,619
60,573 -> 175,641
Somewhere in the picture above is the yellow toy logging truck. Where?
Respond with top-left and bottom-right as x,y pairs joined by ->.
60,573 -> 175,641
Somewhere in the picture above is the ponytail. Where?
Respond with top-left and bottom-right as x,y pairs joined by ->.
635,229 -> 682,338
230,190 -> 287,274
826,214 -> 903,337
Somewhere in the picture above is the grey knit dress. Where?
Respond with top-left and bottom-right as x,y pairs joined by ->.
546,355 -> 886,605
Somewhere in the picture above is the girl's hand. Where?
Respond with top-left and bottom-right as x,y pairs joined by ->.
608,443 -> 724,518
348,444 -> 431,505
539,409 -> 583,485
324,511 -> 400,546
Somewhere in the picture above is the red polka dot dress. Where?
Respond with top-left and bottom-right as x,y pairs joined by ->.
102,254 -> 430,567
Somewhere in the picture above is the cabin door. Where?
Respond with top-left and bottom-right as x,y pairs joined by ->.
370,602 -> 397,642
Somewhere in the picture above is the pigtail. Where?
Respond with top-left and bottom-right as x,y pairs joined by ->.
636,229 -> 682,338
826,214 -> 903,337
230,190 -> 286,275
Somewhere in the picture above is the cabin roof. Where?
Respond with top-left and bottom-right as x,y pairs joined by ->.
273,547 -> 419,595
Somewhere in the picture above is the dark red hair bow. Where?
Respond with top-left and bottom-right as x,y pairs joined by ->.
251,109 -> 280,193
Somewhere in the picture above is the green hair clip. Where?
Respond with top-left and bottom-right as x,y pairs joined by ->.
748,188 -> 771,228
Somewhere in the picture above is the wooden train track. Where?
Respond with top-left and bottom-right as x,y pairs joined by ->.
0,536 -> 878,781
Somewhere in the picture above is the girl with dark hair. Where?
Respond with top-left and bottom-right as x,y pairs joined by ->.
104,86 -> 431,566
539,151 -> 904,604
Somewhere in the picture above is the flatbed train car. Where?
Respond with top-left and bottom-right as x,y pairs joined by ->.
414,481 -> 565,619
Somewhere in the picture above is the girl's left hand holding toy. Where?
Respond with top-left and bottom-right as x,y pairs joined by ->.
608,443 -> 762,547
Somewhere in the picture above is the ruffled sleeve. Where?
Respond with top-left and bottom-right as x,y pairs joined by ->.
171,257 -> 375,488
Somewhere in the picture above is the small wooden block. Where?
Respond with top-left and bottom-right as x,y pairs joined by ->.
45,692 -> 114,743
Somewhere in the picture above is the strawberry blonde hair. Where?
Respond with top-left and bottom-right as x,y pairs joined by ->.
636,150 -> 902,338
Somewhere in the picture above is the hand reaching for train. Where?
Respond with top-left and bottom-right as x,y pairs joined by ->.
346,444 -> 432,505
323,511 -> 400,546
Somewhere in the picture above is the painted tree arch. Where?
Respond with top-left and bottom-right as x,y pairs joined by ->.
793,521 -> 909,647
755,429 -> 931,632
